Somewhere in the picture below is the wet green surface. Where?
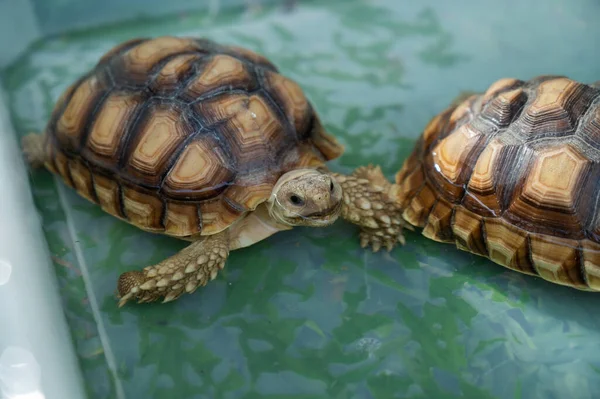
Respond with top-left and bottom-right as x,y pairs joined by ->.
4,0 -> 600,397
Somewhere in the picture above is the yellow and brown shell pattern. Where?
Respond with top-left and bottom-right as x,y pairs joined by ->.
395,75 -> 600,291
40,36 -> 343,238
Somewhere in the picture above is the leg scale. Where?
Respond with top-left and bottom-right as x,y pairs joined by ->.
333,165 -> 408,252
117,230 -> 230,307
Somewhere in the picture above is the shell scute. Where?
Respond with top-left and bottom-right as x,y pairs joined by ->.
505,143 -> 594,239
55,74 -> 110,151
281,142 -> 327,171
164,202 -> 201,237
150,53 -> 201,94
396,165 -> 425,210
480,77 -> 521,106
463,138 -> 506,216
518,77 -> 597,139
451,206 -> 488,257
224,182 -> 274,212
483,218 -> 534,274
121,186 -> 164,231
422,198 -> 453,242
198,197 -> 245,236
162,134 -> 236,201
93,173 -> 124,218
48,82 -> 77,127
448,97 -> 473,125
235,94 -> 293,159
420,113 -> 446,152
181,55 -> 256,102
115,36 -> 204,86
401,183 -> 436,227
85,91 -> 144,166
69,159 -> 96,203
529,234 -> 584,288
98,38 -> 148,65
429,122 -> 486,202
213,93 -> 287,152
262,70 -> 311,138
52,150 -> 75,188
124,103 -> 196,187
480,87 -> 527,127
196,93 -> 248,125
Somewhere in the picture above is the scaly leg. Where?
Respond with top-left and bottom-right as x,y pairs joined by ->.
21,132 -> 47,168
117,230 -> 230,307
332,165 -> 409,252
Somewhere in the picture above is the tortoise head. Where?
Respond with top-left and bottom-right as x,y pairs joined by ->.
268,169 -> 343,227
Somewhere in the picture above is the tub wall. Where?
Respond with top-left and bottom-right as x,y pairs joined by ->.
0,0 -> 282,68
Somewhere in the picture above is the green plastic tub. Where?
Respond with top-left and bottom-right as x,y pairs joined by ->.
2,0 -> 600,398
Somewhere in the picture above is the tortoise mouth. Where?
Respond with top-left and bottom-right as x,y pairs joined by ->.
283,199 -> 343,226
306,199 -> 343,219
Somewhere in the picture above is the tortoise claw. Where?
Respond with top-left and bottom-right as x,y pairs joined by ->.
359,229 -> 404,253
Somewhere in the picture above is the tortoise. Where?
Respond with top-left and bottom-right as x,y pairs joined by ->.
22,36 -> 402,306
358,75 -> 600,292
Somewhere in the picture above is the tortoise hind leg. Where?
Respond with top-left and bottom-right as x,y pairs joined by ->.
332,165 -> 408,252
21,132 -> 47,168
117,230 -> 230,307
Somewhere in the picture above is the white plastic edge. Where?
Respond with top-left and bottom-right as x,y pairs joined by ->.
0,87 -> 87,398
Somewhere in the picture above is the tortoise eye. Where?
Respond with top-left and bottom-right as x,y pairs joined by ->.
330,180 -> 335,192
289,195 -> 304,206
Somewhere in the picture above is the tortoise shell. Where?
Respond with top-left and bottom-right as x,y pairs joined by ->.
41,36 -> 343,237
395,75 -> 600,291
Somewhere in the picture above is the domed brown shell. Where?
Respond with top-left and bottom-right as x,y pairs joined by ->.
40,36 -> 343,237
395,75 -> 600,291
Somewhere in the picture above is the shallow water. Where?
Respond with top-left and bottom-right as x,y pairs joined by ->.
4,0 -> 600,397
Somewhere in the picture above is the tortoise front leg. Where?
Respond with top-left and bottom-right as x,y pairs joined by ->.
332,165 -> 408,252
117,230 -> 230,307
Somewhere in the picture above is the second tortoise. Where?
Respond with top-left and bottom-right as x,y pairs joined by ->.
358,75 -> 600,292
